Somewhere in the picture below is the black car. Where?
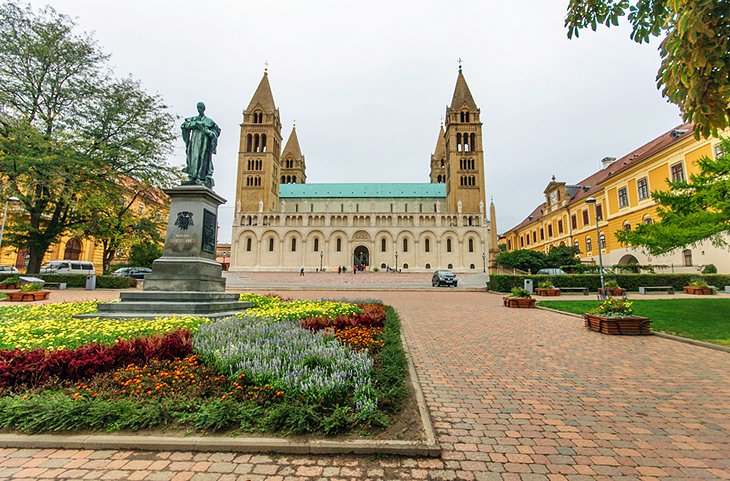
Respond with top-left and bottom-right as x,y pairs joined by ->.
111,267 -> 152,279
432,269 -> 458,287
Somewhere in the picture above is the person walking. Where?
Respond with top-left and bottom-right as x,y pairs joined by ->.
353,265 -> 356,275
300,266 -> 304,276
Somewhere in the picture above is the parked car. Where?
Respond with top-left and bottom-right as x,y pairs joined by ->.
0,266 -> 20,274
432,269 -> 458,287
111,267 -> 152,279
39,260 -> 95,275
536,268 -> 567,275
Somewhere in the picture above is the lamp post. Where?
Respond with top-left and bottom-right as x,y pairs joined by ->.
319,251 -> 323,272
482,252 -> 486,273
0,197 -> 19,253
585,197 -> 605,295
395,251 -> 398,273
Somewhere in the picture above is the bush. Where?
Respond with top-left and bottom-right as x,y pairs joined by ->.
702,264 -> 718,274
0,274 -> 133,289
488,273 -> 730,292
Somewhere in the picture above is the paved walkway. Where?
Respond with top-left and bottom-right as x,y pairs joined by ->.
1,290 -> 729,480
222,271 -> 490,289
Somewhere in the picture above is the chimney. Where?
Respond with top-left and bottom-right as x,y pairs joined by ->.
601,156 -> 617,168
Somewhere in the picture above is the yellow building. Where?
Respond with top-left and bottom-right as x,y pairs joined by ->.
0,185 -> 168,274
500,124 -> 729,273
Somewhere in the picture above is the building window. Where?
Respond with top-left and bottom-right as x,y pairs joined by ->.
599,233 -> 606,249
571,215 -> 577,230
381,238 -> 386,252
507,239 -> 512,250
596,204 -> 603,220
425,238 -> 430,252
447,238 -> 452,252
582,210 -> 589,226
683,249 -> 692,266
526,235 -> 530,246
336,238 -> 342,252
670,162 -> 685,182
585,236 -> 592,252
547,224 -> 553,237
291,238 -> 297,252
313,238 -> 319,252
643,217 -> 653,225
268,238 -> 274,251
618,187 -> 629,208
403,238 -> 408,252
532,231 -> 536,243
574,240 -> 580,252
246,238 -> 252,251
623,223 -> 632,231
637,177 -> 649,200
540,228 -> 544,241
558,219 -> 564,234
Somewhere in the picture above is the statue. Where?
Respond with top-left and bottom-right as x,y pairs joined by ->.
181,102 -> 221,189
258,200 -> 264,212
457,200 -> 463,213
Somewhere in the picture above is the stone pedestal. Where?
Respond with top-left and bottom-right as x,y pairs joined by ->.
79,185 -> 249,320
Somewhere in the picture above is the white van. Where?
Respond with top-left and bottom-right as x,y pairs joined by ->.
39,260 -> 96,275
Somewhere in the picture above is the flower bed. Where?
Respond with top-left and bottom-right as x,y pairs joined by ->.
0,295 -> 407,436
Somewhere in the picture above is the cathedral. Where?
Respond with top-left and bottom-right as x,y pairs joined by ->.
229,67 -> 496,272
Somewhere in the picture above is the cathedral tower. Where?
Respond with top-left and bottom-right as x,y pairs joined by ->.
443,67 -> 486,214
429,124 -> 446,184
235,70 -> 282,213
280,125 -> 306,184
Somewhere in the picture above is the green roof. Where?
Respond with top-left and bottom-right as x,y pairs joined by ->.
279,183 -> 446,199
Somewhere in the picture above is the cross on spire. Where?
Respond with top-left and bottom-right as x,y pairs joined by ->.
457,57 -> 463,72
264,60 -> 270,73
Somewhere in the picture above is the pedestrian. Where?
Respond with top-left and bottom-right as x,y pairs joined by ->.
353,265 -> 356,274
338,266 -> 341,274
300,266 -> 304,276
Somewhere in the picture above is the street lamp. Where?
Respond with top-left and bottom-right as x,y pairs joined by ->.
585,197 -> 605,295
319,251 -> 324,272
0,197 -> 19,252
482,252 -> 486,273
395,251 -> 398,273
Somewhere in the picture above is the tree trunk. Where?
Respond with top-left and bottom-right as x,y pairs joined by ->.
26,245 -> 47,274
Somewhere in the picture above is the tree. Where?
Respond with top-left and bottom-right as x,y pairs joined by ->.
616,137 -> 730,254
0,2 -> 177,273
545,245 -> 582,268
565,0 -> 729,138
127,241 -> 163,269
495,249 -> 547,273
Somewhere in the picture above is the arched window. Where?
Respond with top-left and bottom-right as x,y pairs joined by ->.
470,264 -> 475,269
246,134 -> 253,152
313,238 -> 319,252
456,133 -> 462,151
440,159 -> 444,167
336,238 -> 342,252
585,236 -> 592,252
644,217 -> 653,224
246,238 -> 252,251
460,111 -> 465,122
381,238 -> 386,252
292,175 -> 297,183
425,238 -> 430,252
403,263 -> 408,269
574,240 -> 580,252
254,134 -> 260,152
446,238 -> 452,252
425,263 -> 431,269
448,263 -> 453,269
268,238 -> 274,251
623,223 -> 632,231
470,133 -> 476,151
403,238 -> 408,252
465,112 -> 470,122
468,238 -> 474,252
261,134 -> 267,152
291,238 -> 297,251
683,249 -> 693,266
63,239 -> 82,260
599,233 -> 606,249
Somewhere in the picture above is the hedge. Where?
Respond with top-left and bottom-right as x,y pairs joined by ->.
0,274 -> 134,289
487,274 -> 730,293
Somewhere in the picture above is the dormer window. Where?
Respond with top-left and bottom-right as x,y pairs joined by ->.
253,111 -> 263,123
460,111 -> 470,122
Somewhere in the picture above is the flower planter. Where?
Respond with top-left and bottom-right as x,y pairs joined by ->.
0,283 -> 18,290
535,288 -> 560,296
598,288 -> 627,297
583,313 -> 651,335
503,296 -> 536,308
683,286 -> 713,295
5,290 -> 50,302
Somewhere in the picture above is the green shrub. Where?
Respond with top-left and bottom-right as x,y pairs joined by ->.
604,279 -> 621,289
591,298 -> 634,317
702,264 -> 718,274
96,276 -> 134,289
0,274 -> 133,289
488,273 -> 730,292
510,287 -> 532,298
537,280 -> 554,289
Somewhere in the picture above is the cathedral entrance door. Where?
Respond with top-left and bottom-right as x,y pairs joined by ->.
353,245 -> 369,267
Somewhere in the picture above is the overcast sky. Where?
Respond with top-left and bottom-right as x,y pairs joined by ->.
28,0 -> 682,243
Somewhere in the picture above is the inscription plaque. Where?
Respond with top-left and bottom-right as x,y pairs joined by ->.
202,209 -> 216,254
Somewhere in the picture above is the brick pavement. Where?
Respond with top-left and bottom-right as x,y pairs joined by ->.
1,290 -> 729,480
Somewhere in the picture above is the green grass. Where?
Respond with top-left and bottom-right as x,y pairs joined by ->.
538,299 -> 730,346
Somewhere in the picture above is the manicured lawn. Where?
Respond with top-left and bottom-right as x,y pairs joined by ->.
538,298 -> 730,346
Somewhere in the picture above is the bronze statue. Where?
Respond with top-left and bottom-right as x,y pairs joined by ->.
181,102 -> 220,189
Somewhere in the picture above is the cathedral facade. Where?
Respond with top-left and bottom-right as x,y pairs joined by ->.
229,68 -> 496,272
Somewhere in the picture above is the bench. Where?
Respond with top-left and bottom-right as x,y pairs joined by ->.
557,287 -> 589,295
43,282 -> 67,290
639,286 -> 674,295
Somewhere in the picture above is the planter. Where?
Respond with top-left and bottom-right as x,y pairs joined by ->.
598,288 -> 627,297
503,296 -> 536,308
583,313 -> 651,335
535,288 -> 560,296
0,283 -> 18,290
683,286 -> 713,295
5,290 -> 50,302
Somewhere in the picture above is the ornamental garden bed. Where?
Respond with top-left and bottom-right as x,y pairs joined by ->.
583,313 -> 651,335
503,297 -> 536,308
683,286 -> 714,295
5,290 -> 50,302
0,294 -> 419,441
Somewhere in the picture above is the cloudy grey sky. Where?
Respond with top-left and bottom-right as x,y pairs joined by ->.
29,0 -> 681,242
